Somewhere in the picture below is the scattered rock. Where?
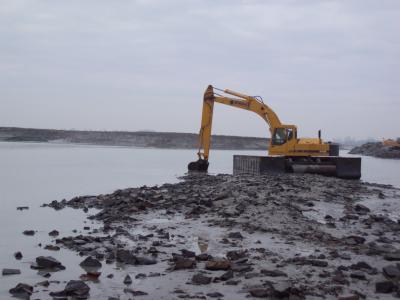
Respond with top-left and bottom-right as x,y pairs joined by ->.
261,269 -> 288,277
33,256 -> 65,271
80,256 -> 102,269
22,230 -> 35,236
2,268 -> 21,275
123,275 -> 132,285
383,265 -> 400,278
9,283 -> 33,299
220,270 -> 234,281
44,245 -> 60,251
350,271 -> 366,280
50,280 -> 90,298
124,289 -> 148,296
14,251 -> 23,260
375,280 -> 397,293
226,250 -> 247,261
207,292 -> 224,298
173,258 -> 196,270
228,232 -> 243,239
206,260 -> 231,271
384,252 -> 400,261
17,206 -> 29,211
250,288 -> 272,298
344,235 -> 366,245
192,273 -> 212,285
48,230 -> 59,237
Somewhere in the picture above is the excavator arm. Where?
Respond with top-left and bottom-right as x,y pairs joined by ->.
188,85 -> 283,171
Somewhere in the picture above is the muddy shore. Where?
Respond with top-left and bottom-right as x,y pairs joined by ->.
6,173 -> 400,299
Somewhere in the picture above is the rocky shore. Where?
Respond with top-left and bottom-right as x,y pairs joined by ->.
350,142 -> 400,159
0,127 -> 268,150
6,173 -> 400,299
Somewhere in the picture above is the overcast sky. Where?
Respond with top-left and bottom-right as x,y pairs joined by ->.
1,0 -> 399,140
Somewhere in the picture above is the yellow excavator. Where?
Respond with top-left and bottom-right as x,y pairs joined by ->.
383,139 -> 400,148
188,85 -> 361,179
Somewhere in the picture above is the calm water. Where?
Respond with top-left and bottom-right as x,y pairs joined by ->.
0,141 -> 399,298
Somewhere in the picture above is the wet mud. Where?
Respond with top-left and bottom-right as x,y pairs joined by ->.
6,173 -> 400,299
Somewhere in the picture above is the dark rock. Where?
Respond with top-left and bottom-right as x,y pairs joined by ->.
9,283 -> 33,299
350,271 -> 366,280
225,279 -> 240,285
354,204 -> 370,215
14,251 -> 23,260
44,245 -> 60,251
116,249 -> 156,265
80,256 -> 102,269
207,292 -> 224,298
123,274 -> 132,285
206,260 -> 231,271
228,232 -> 243,239
196,253 -> 213,261
173,258 -> 196,270
124,289 -> 148,296
36,280 -> 50,287
344,235 -> 366,245
48,230 -> 59,237
116,249 -> 136,264
35,256 -> 65,270
384,252 -> 400,261
107,273 -> 114,278
261,269 -> 288,277
250,288 -> 272,298
338,295 -> 359,300
375,280 -> 397,293
22,230 -> 35,236
37,270 -> 51,278
2,268 -> 21,275
192,273 -> 212,285
50,280 -> 90,298
181,249 -> 196,258
383,265 -> 400,278
135,273 -> 147,279
226,250 -> 247,261
17,206 -> 29,211
220,270 -> 234,281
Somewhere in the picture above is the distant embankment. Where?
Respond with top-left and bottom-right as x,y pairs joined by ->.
349,142 -> 400,159
0,127 -> 269,150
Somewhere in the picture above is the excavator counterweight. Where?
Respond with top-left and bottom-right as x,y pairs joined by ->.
188,85 -> 361,179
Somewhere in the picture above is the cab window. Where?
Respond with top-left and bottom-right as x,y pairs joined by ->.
272,128 -> 286,145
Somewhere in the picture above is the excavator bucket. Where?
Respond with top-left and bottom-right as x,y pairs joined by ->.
188,159 -> 209,172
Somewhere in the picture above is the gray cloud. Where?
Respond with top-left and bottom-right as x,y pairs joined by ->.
1,0 -> 399,139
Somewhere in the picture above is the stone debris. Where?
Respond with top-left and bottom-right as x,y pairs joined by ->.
2,268 -> 21,275
9,283 -> 33,299
32,173 -> 400,299
50,280 -> 90,298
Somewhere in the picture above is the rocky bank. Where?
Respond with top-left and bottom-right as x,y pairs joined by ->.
7,173 -> 400,299
350,142 -> 400,159
0,127 -> 268,150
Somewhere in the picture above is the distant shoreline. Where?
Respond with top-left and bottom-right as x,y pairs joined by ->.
0,127 -> 269,151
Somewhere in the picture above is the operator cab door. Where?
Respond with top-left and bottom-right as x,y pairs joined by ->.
271,127 -> 295,145
270,127 -> 296,154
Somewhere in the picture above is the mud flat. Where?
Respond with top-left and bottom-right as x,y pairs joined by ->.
7,174 -> 400,299
350,142 -> 400,159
